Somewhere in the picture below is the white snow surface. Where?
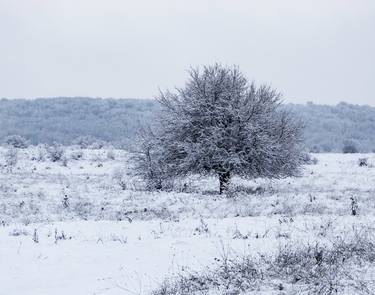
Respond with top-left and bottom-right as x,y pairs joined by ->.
1,147 -> 375,294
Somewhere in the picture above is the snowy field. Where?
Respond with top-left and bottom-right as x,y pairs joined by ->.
1,147 -> 375,294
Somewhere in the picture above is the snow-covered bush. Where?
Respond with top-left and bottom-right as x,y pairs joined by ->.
226,184 -> 265,199
70,150 -> 84,160
9,228 -> 29,237
112,167 -> 127,190
152,228 -> 375,295
54,229 -> 68,243
343,141 -> 358,154
310,145 -> 321,153
36,145 -> 46,161
73,135 -> 106,149
110,234 -> 127,244
32,229 -> 39,243
72,200 -> 94,220
46,142 -> 65,162
5,147 -> 18,173
350,196 -> 359,216
62,194 -> 69,209
90,140 -> 106,149
311,157 -> 319,165
73,136 -> 97,149
358,158 -> 368,167
106,149 -> 115,160
301,153 -> 318,165
61,155 -> 68,167
90,151 -> 105,162
133,128 -> 164,191
4,135 -> 28,149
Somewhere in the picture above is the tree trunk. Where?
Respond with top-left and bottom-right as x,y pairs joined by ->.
219,171 -> 231,194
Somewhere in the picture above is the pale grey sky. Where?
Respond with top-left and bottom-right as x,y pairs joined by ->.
1,0 -> 374,105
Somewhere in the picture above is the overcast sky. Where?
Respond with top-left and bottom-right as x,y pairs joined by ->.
1,0 -> 374,105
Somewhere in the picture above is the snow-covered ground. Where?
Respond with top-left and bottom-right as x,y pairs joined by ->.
1,147 -> 375,294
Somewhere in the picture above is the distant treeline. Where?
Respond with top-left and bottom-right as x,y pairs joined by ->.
1,97 -> 374,152
288,102 -> 375,152
0,97 -> 158,148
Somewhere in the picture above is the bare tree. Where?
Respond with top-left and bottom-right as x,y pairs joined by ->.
133,127 -> 164,190
137,64 -> 305,194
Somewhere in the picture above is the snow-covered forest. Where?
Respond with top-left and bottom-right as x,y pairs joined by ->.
1,97 -> 375,152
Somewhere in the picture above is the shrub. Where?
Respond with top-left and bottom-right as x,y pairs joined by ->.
36,145 -> 46,161
90,140 -> 106,149
133,128 -> 165,191
106,149 -> 115,160
152,228 -> 375,295
5,147 -> 18,173
9,228 -> 29,237
73,135 -> 97,149
350,196 -> 359,216
310,145 -> 321,153
61,155 -> 68,166
72,200 -> 94,219
358,158 -> 368,167
73,135 -> 106,149
112,167 -> 127,190
4,135 -> 29,149
343,142 -> 358,154
46,142 -> 65,162
70,150 -> 84,160
302,153 -> 318,165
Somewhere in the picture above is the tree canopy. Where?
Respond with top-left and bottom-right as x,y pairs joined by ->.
138,64 -> 305,193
